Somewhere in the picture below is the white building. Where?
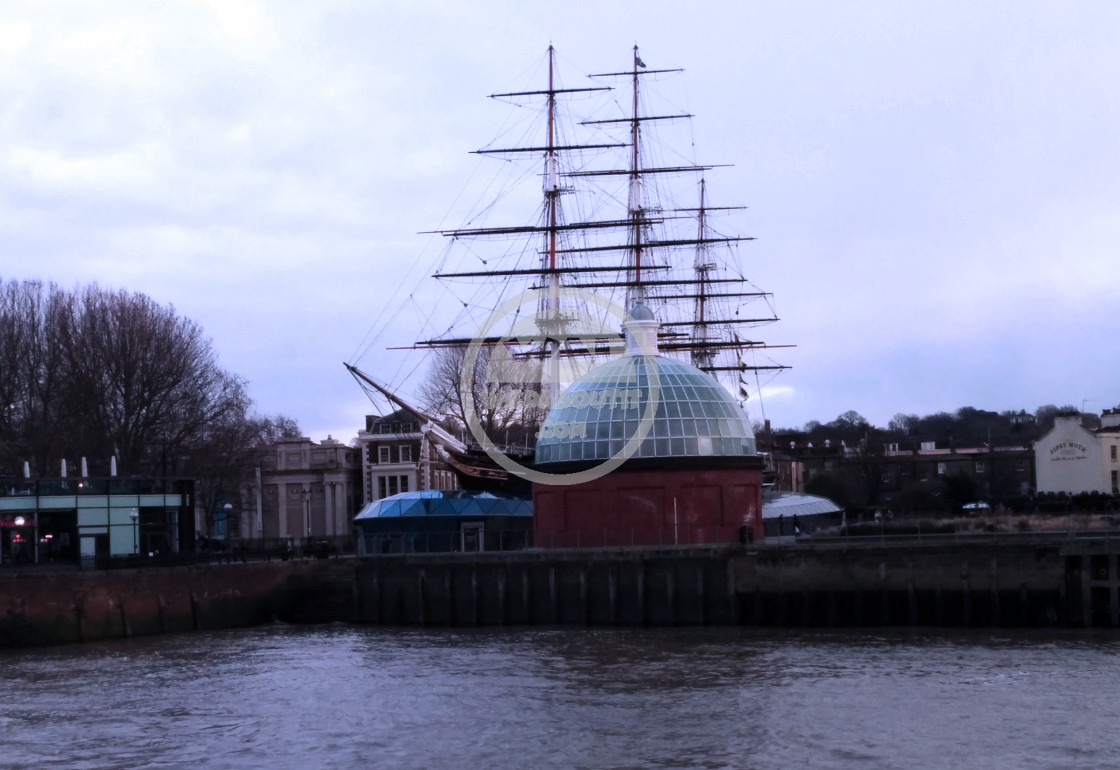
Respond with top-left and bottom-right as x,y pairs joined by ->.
1034,410 -> 1120,495
248,436 -> 361,542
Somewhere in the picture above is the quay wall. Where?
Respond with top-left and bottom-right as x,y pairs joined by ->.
353,536 -> 1120,629
0,560 -> 354,648
7,536 -> 1120,648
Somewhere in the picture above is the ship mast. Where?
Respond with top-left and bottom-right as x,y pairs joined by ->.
414,47 -> 790,386
628,45 -> 645,307
349,46 -> 792,470
543,45 -> 562,399
692,178 -> 714,371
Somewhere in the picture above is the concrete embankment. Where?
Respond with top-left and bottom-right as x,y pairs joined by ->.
352,535 -> 1120,629
6,535 -> 1120,648
0,559 -> 355,648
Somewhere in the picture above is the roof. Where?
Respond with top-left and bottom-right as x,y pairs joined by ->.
354,490 -> 531,519
761,493 -> 843,520
534,354 -> 756,465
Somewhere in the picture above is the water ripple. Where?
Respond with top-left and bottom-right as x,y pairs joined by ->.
3,626 -> 1120,768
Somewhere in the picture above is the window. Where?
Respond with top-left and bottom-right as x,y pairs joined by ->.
1015,460 -> 1026,472
920,467 -> 928,481
1113,470 -> 1118,494
400,475 -> 409,493
377,476 -> 387,499
378,446 -> 390,463
1112,446 -> 1118,462
975,461 -> 986,474
400,445 -> 412,462
387,476 -> 398,496
937,462 -> 946,476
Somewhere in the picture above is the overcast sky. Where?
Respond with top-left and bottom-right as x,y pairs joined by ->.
2,1 -> 1118,441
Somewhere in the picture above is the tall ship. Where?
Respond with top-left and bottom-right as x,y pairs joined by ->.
347,46 -> 788,489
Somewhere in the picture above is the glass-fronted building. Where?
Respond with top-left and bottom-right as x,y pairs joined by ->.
0,477 -> 194,568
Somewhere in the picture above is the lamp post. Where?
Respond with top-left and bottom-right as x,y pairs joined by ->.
129,508 -> 139,554
223,503 -> 233,542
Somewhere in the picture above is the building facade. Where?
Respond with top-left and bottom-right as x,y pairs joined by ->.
766,437 -> 1035,510
1,477 -> 193,568
244,436 -> 362,543
1035,411 -> 1120,495
356,410 -> 458,506
880,444 -> 1035,501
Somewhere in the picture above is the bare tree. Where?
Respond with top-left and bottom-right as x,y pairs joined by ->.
0,279 -> 296,483
887,413 -> 919,434
0,280 -> 70,475
842,428 -> 888,509
192,412 -> 302,538
47,285 -> 251,474
418,345 -> 533,440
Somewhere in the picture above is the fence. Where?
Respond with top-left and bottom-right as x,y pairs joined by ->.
356,528 -> 533,555
93,535 -> 354,570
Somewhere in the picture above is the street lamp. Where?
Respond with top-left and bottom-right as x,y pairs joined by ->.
223,503 -> 233,542
129,508 -> 139,554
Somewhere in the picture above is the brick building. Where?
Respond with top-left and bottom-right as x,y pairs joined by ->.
356,409 -> 459,506
764,435 -> 1035,511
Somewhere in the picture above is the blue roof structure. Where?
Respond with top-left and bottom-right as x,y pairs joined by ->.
354,490 -> 532,520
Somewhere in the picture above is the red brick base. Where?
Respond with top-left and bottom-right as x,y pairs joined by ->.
533,467 -> 763,548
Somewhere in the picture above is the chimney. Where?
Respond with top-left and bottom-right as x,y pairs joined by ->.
1101,408 -> 1120,429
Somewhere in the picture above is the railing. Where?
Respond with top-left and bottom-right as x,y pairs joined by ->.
531,527 -> 745,550
357,529 -> 533,555
766,525 -> 1120,551
94,536 -> 354,570
1,478 -> 194,496
196,535 -> 355,560
510,524 -> 1120,552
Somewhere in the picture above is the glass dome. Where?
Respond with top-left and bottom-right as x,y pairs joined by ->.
534,355 -> 756,465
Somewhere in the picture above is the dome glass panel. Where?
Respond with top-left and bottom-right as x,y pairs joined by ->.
535,355 -> 756,464
354,490 -> 532,519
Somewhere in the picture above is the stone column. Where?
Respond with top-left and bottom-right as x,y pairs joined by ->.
275,484 -> 288,540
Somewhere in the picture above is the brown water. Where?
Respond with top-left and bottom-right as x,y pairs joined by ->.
2,625 -> 1119,769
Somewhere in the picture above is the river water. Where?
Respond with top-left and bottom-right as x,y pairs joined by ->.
2,624 -> 1120,769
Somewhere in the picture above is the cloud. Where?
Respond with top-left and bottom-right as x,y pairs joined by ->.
0,19 -> 30,54
1,1 -> 1118,440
